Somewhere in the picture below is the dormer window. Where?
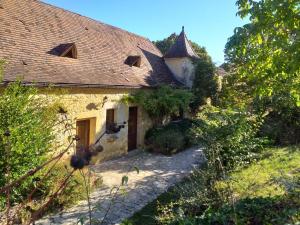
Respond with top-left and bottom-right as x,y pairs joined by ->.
60,43 -> 77,59
48,43 -> 77,59
125,55 -> 141,67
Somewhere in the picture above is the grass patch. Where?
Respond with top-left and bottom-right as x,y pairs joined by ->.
218,146 -> 300,198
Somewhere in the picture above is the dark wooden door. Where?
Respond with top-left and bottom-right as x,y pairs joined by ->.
76,120 -> 90,151
128,107 -> 138,151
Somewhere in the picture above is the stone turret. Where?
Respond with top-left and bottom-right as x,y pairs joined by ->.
164,27 -> 199,88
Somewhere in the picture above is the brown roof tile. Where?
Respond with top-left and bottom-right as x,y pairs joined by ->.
0,0 -> 178,88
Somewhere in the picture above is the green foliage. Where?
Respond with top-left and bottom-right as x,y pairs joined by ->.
0,82 -> 57,208
190,58 -> 218,112
145,119 -> 193,155
224,0 -> 300,144
225,0 -> 300,104
259,109 -> 300,145
191,106 -> 266,170
153,33 -> 178,55
123,85 -> 192,125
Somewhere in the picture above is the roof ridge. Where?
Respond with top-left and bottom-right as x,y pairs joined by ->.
182,31 -> 198,57
38,0 -> 149,41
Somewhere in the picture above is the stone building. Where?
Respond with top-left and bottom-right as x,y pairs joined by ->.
0,0 -> 199,161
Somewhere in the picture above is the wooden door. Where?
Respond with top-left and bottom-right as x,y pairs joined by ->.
128,107 -> 138,151
76,119 -> 90,151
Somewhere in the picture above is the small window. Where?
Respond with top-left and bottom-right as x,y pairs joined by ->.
106,109 -> 116,133
125,55 -> 141,67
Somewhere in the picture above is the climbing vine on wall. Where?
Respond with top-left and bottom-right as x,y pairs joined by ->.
122,85 -> 193,126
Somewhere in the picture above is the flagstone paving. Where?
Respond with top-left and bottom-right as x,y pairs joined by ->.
36,147 -> 204,225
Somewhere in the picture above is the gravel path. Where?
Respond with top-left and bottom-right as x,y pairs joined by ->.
36,147 -> 204,225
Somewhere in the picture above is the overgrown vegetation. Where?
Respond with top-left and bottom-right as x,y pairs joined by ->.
17,163 -> 101,223
190,59 -> 218,113
0,81 -> 102,223
0,82 -> 57,208
223,0 -> 300,145
123,85 -> 192,126
193,107 -> 266,168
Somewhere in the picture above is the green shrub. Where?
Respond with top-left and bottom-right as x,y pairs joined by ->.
145,119 -> 194,155
191,106 -> 266,171
147,130 -> 184,155
190,57 -> 218,112
0,82 -> 57,209
259,110 -> 300,145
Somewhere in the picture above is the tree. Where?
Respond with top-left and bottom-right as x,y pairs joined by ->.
224,0 -> 300,144
225,0 -> 300,107
153,33 -> 178,55
190,58 -> 218,112
0,82 -> 58,207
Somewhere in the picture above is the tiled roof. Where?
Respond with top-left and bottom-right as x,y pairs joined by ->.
0,0 -> 178,88
164,27 -> 199,59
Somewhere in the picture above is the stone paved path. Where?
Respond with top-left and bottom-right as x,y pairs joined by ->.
36,147 -> 204,225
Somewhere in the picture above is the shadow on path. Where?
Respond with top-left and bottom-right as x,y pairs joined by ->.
36,147 -> 204,225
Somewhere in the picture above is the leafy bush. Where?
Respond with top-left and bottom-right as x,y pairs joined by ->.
256,95 -> 300,145
123,85 -> 193,126
0,82 -> 57,208
145,119 -> 194,155
191,106 -> 266,171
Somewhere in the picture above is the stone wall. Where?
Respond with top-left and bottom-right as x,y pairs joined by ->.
39,87 -> 153,163
164,57 -> 195,88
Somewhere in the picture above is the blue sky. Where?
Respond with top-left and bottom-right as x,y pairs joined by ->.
43,0 -> 248,65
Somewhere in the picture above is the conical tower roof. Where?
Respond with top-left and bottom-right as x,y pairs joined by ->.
164,27 -> 199,59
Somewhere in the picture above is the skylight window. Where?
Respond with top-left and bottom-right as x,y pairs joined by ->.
125,55 -> 141,67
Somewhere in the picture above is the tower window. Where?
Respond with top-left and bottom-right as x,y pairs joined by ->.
125,55 -> 141,67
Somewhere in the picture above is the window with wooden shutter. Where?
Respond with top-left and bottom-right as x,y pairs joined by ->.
106,109 -> 115,133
